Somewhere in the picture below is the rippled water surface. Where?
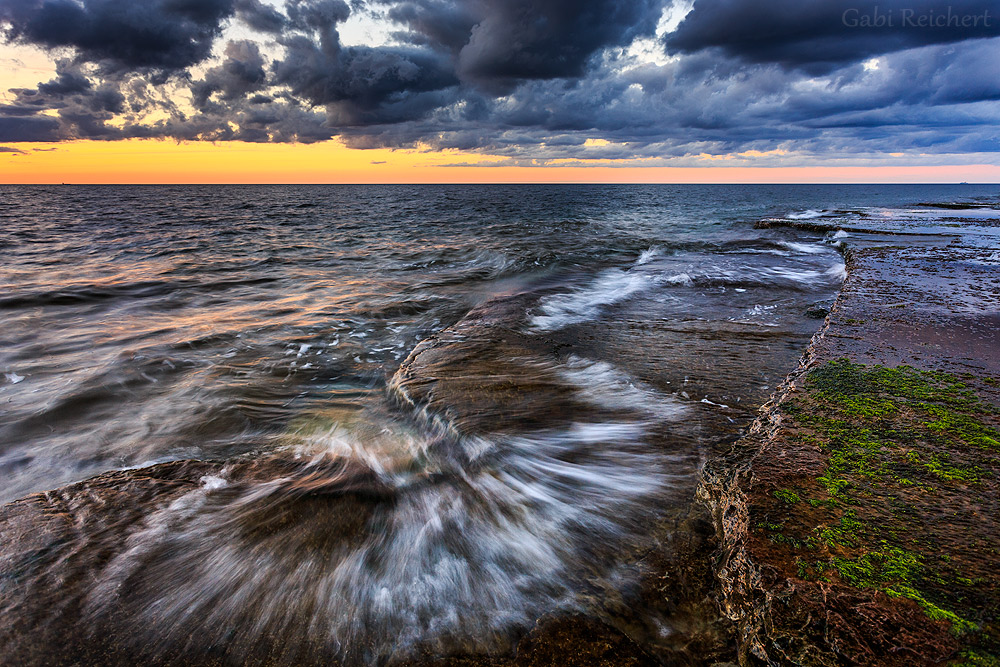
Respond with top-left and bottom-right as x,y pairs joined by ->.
1,183 -> 996,664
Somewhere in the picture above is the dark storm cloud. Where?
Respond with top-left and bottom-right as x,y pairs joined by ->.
192,40 -> 268,111
384,0 -> 664,91
285,0 -> 351,33
458,0 -> 662,88
0,0 -> 235,71
0,103 -> 47,116
0,115 -> 63,142
385,0 -> 476,53
274,40 -> 459,124
37,62 -> 92,95
666,0 -> 1000,72
1,0 -> 1000,163
269,1 -> 460,125
235,0 -> 288,33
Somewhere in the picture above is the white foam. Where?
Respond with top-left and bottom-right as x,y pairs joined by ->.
200,475 -> 228,490
531,268 -> 653,330
747,304 -> 776,316
787,209 -> 826,220
762,266 -> 825,283
761,263 -> 845,285
826,262 -> 848,281
778,241 -> 826,254
664,272 -> 693,286
558,356 -> 688,420
729,303 -> 780,327
5,372 -> 25,384
636,247 -> 662,265
79,417 -> 681,664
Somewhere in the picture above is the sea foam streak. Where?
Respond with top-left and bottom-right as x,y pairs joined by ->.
530,250 -> 846,331
557,355 -> 688,419
786,209 -> 827,220
79,414 -> 681,665
530,268 -> 655,330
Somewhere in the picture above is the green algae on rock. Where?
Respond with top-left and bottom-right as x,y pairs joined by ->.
701,215 -> 1000,665
792,361 -> 996,631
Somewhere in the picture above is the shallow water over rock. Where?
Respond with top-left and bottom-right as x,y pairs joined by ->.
4,184 -> 992,664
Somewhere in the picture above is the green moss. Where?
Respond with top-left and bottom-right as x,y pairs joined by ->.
785,361 -> 1000,641
774,488 -> 801,504
831,544 -> 919,588
831,545 -> 977,635
817,510 -> 864,548
957,650 -> 1000,666
886,585 -> 978,635
769,533 -> 807,548
800,361 -> 999,496
756,521 -> 784,532
922,404 -> 1000,450
908,451 -> 982,483
808,360 -> 980,410
812,424 -> 892,493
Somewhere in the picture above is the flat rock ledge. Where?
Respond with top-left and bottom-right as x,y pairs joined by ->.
701,233 -> 1000,666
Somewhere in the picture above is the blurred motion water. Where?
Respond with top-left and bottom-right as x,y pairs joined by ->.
0,183 -> 996,664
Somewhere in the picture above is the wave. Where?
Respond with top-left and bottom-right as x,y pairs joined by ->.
75,414 -> 681,664
530,268 -> 655,330
0,276 -> 280,310
556,355 -> 688,420
777,241 -> 827,254
786,209 -> 828,220
530,252 -> 846,331
635,246 -> 662,265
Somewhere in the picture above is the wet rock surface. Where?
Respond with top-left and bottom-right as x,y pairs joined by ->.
391,288 -> 740,664
0,457 -> 393,666
0,253 -> 842,664
703,227 -> 1000,665
0,288 -> 747,666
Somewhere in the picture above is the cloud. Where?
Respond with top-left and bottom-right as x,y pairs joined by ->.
235,0 -> 288,33
0,0 -> 236,72
192,40 -> 268,111
665,0 -> 1000,72
460,0 -> 662,87
385,0 -> 664,91
0,115 -> 63,142
0,0 -> 999,165
274,40 -> 459,122
0,145 -> 27,154
270,2 -> 461,126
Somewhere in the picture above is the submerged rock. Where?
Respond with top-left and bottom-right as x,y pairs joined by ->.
0,272 -> 833,665
0,456 -> 394,666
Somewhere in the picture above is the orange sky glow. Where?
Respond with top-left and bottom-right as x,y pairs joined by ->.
3,139 -> 1000,184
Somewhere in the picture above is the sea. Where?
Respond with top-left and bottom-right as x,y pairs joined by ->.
1,183 -> 997,664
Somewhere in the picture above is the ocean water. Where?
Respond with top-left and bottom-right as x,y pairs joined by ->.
1,183 -> 997,663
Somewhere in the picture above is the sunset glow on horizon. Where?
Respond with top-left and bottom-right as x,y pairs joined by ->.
4,139 -> 1000,184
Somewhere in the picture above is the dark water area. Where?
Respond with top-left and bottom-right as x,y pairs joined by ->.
0,183 -> 997,664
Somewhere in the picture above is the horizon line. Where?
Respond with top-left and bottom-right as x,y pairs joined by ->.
3,182 -> 996,187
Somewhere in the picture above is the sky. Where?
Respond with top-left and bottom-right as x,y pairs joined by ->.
2,0 -> 1000,183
